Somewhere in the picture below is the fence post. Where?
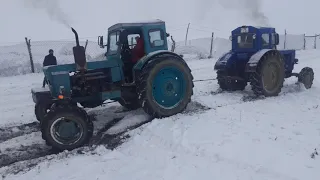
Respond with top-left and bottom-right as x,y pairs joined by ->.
314,34 -> 317,49
170,36 -> 176,52
25,37 -> 34,73
185,23 -> 190,46
84,39 -> 88,52
284,29 -> 287,49
303,34 -> 306,50
208,32 -> 214,58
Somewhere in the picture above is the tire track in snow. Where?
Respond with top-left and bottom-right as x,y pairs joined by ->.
0,100 -> 212,177
0,122 -> 40,143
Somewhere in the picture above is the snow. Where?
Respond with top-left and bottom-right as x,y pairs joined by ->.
1,38 -> 320,180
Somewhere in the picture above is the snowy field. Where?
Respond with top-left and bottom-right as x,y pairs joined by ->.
0,47 -> 320,179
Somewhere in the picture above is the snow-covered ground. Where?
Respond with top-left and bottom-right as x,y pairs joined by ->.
0,47 -> 320,179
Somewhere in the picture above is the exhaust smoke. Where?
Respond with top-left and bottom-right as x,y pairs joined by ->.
23,0 -> 72,28
239,0 -> 270,26
195,0 -> 270,26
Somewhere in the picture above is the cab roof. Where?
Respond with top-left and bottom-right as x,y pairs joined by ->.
108,19 -> 165,32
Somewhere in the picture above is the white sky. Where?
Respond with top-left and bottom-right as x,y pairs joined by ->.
0,0 -> 319,45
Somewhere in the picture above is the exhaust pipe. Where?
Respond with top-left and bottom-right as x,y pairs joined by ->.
71,27 -> 80,47
71,27 -> 87,71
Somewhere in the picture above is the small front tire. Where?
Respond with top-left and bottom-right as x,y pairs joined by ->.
298,67 -> 314,89
41,105 -> 93,151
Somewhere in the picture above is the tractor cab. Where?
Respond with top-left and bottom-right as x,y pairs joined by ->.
230,26 -> 280,53
98,19 -> 170,82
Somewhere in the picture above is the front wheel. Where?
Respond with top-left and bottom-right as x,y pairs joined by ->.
298,67 -> 314,89
137,55 -> 194,118
41,105 -> 93,151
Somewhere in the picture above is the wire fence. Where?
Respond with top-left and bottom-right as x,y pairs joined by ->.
0,26 -> 319,77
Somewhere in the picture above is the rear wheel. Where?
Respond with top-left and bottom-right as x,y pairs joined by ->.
250,51 -> 285,97
137,55 -> 194,118
41,105 -> 93,151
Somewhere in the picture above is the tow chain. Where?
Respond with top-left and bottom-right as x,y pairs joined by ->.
99,78 -> 217,106
193,78 -> 216,82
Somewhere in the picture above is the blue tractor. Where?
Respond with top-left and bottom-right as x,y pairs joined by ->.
31,20 -> 194,151
214,25 -> 314,96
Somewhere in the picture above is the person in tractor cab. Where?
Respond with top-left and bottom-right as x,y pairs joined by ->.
42,49 -> 57,88
131,36 -> 145,63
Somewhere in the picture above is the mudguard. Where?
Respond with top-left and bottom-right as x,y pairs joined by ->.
31,87 -> 53,105
245,49 -> 280,72
133,50 -> 184,71
213,51 -> 235,70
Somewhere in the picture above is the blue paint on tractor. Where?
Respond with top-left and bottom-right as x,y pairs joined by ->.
152,66 -> 186,108
214,25 -> 297,80
32,19 -> 193,121
34,20 -> 175,103
214,25 -> 314,97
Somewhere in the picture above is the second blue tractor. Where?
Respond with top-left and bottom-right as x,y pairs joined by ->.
214,25 -> 314,96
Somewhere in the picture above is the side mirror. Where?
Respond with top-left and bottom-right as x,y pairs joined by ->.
98,36 -> 104,48
166,33 -> 170,37
275,33 -> 279,45
229,35 -> 232,41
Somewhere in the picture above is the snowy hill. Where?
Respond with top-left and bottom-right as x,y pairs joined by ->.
0,40 -> 105,76
0,47 -> 320,179
0,31 -> 317,77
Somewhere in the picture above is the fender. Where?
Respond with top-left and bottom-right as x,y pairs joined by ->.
213,51 -> 235,71
133,50 -> 184,71
245,49 -> 282,72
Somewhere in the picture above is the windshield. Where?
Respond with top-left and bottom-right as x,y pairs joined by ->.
108,31 -> 120,55
236,33 -> 255,48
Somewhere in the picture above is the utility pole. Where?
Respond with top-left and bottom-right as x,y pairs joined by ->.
208,32 -> 214,58
284,29 -> 287,49
185,23 -> 190,46
25,37 -> 34,73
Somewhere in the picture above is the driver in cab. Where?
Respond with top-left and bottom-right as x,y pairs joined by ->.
131,36 -> 145,63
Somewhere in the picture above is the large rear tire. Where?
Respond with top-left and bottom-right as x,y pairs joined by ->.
137,55 -> 194,118
250,51 -> 285,97
41,105 -> 93,151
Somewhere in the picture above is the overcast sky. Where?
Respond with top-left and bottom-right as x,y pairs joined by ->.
0,0 -> 319,45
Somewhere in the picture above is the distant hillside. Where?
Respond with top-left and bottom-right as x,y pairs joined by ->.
0,33 -> 317,77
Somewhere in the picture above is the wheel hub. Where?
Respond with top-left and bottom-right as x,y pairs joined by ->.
262,62 -> 280,91
152,67 -> 186,108
51,117 -> 83,145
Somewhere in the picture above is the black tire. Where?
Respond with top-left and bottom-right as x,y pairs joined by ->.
298,67 -> 314,89
41,105 -> 93,151
136,55 -> 194,118
217,70 -> 247,91
250,51 -> 285,97
117,98 -> 140,110
35,102 -> 52,122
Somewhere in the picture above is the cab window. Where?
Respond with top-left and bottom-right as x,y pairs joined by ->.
149,29 -> 164,47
